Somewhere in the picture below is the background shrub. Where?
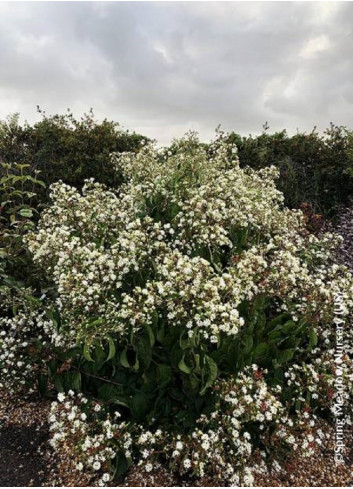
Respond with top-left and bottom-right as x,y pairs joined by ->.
226,124 -> 353,217
0,110 -> 147,204
0,162 -> 45,304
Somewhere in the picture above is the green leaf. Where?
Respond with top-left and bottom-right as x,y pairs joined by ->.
112,397 -> 130,409
157,364 -> 172,386
277,348 -> 294,364
144,324 -> 155,347
98,384 -> 120,402
114,453 -> 130,478
64,371 -> 81,391
48,359 -> 58,377
92,342 -> 106,363
18,208 -> 33,218
243,334 -> 253,354
136,335 -> 151,371
133,354 -> 140,372
193,353 -> 201,373
27,175 -> 46,187
106,336 -> 116,362
156,319 -> 165,344
52,373 -> 64,392
130,392 -> 148,420
24,294 -> 41,305
88,317 -> 104,328
152,310 -> 159,328
179,331 -> 190,350
189,374 -> 200,391
267,313 -> 291,330
256,311 -> 266,331
178,354 -> 192,374
83,341 -> 94,362
268,330 -> 283,341
282,320 -> 297,334
200,355 -> 218,395
120,348 -> 130,368
38,374 -> 48,396
252,342 -> 269,358
253,295 -> 266,310
308,329 -> 318,350
45,308 -> 60,329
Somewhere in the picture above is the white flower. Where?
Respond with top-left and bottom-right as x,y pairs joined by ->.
57,392 -> 65,402
201,441 -> 210,450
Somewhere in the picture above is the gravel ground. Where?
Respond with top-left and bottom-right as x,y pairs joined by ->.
0,392 -> 51,487
0,425 -> 48,486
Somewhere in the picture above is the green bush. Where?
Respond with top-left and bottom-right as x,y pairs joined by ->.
0,162 -> 45,301
0,110 -> 148,204
226,124 -> 353,217
2,112 -> 352,218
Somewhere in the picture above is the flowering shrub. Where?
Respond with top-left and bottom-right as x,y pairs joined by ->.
0,301 -> 53,393
0,162 -> 51,394
2,132 -> 352,484
49,366 -> 334,486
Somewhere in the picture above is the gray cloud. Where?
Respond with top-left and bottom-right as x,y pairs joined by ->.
0,1 -> 352,144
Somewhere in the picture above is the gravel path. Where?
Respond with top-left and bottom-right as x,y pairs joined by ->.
0,392 -> 51,487
0,425 -> 48,486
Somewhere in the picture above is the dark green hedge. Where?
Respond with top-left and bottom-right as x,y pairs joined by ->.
0,109 -> 148,204
227,124 -> 353,217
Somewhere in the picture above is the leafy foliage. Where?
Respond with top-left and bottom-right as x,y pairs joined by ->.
227,124 -> 353,217
0,162 -> 45,306
0,110 -> 147,204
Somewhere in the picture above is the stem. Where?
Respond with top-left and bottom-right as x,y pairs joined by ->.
72,366 -> 122,386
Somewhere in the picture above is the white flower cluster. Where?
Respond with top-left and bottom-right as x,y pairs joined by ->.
0,306 -> 53,392
49,391 -> 133,487
26,133 -> 353,349
48,366 -> 329,486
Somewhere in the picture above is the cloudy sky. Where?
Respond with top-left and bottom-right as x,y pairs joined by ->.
1,1 -> 353,144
